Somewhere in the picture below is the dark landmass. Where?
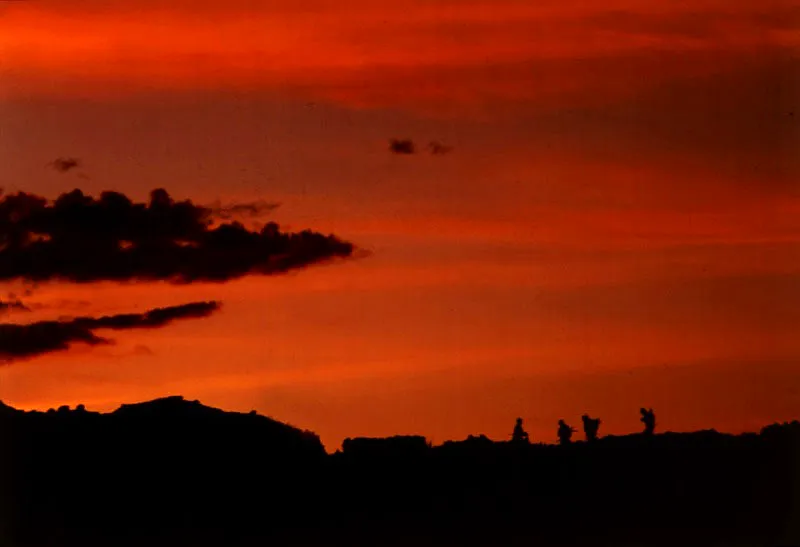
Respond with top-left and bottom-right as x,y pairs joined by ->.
0,397 -> 797,547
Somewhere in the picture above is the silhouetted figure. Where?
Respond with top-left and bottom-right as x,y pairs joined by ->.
640,408 -> 656,435
558,419 -> 576,445
582,414 -> 601,442
512,417 -> 530,444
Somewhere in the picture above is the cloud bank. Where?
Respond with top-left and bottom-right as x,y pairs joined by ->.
0,189 -> 354,283
0,301 -> 220,362
2,0 -> 796,112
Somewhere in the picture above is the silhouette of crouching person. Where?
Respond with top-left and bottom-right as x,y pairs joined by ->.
640,408 -> 656,435
512,417 -> 530,444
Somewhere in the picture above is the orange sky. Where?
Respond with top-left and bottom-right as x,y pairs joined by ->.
1,0 -> 799,449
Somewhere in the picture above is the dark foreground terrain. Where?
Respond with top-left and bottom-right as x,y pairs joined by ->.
0,396 -> 797,547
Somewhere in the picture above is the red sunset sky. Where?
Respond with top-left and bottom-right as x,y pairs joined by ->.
0,0 -> 798,449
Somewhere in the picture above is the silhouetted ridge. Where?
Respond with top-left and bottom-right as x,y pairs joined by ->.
108,395 -> 325,458
0,398 -> 796,547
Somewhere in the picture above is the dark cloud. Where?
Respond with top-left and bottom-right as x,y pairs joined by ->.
390,139 -> 452,155
0,296 -> 30,313
427,141 -> 453,155
75,300 -> 220,330
50,157 -> 81,173
0,188 -> 354,283
0,301 -> 220,362
389,139 -> 416,155
206,199 -> 281,221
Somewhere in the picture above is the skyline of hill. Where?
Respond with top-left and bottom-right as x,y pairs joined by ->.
2,395 -> 794,452
0,395 -> 797,546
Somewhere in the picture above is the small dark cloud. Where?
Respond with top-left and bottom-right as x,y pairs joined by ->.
427,141 -> 453,155
132,344 -> 155,356
0,301 -> 220,362
0,296 -> 30,314
0,188 -> 354,283
389,139 -> 452,155
206,199 -> 281,221
389,139 -> 416,155
50,157 -> 81,173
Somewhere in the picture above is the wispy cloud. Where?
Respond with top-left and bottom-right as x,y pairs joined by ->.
1,0 -> 796,109
0,301 -> 220,362
49,157 -> 81,173
206,199 -> 281,221
0,297 -> 30,313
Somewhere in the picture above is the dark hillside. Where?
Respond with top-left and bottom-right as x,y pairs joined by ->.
0,398 -> 796,546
